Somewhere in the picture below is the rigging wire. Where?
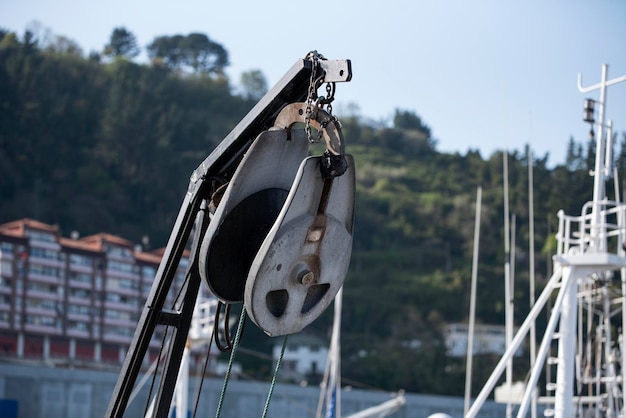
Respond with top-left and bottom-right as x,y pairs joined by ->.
215,305 -> 248,418
214,301 -> 238,352
261,335 -> 289,418
143,325 -> 171,418
191,321 -> 217,418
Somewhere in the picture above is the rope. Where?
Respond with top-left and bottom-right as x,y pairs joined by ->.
261,335 -> 289,418
214,304 -> 247,418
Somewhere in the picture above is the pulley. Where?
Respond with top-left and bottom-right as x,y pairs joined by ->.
243,103 -> 355,336
199,101 -> 355,336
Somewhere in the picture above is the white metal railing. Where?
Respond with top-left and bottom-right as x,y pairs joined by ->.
189,297 -> 217,342
556,199 -> 626,257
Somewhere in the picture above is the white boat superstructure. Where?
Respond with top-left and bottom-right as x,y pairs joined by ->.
467,64 -> 626,418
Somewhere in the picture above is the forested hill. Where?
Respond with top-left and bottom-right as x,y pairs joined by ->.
2,29 -> 625,395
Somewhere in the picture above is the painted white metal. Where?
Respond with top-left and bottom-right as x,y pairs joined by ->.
553,266 -> 578,418
464,186 -> 482,416
578,64 -> 626,251
528,149 -> 538,418
465,267 -> 563,418
516,266 -> 576,418
503,151 -> 513,418
343,392 -> 406,418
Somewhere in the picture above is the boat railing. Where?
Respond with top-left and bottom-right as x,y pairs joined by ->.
189,298 -> 218,342
556,199 -> 626,257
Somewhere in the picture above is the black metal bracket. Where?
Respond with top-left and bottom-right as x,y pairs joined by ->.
105,55 -> 352,418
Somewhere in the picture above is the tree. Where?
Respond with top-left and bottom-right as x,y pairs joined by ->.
240,69 -> 267,101
104,27 -> 140,59
22,30 -> 38,50
147,35 -> 184,68
393,109 -> 430,133
147,33 -> 228,74
0,32 -> 18,49
180,33 -> 228,74
45,35 -> 83,56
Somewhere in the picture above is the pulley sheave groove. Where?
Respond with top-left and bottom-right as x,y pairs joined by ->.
198,128 -> 310,303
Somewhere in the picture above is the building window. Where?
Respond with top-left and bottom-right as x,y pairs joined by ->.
26,230 -> 56,243
25,298 -> 56,311
142,265 -> 155,278
108,261 -> 134,274
0,262 -> 12,277
69,271 -> 92,284
105,293 -> 139,307
29,264 -> 59,278
67,304 -> 91,316
70,254 -> 93,267
105,309 -> 132,321
0,242 -> 14,253
68,321 -> 89,332
106,246 -> 133,260
104,325 -> 133,337
30,247 -> 59,261
26,315 -> 57,327
70,288 -> 91,299
0,277 -> 12,289
26,282 -> 57,294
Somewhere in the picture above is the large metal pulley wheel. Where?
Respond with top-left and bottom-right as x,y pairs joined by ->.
199,101 -> 355,336
244,154 -> 355,336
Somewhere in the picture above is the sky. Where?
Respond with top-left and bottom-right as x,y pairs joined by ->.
2,0 -> 626,167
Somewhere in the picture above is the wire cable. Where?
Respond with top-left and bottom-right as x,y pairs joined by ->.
214,305 -> 247,418
262,335 -> 289,418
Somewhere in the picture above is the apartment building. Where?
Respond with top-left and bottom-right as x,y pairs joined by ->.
0,218 -> 192,366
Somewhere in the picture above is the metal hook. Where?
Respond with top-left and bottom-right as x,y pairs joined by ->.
273,102 -> 345,156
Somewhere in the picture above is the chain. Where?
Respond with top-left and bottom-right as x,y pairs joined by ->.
304,51 -> 338,143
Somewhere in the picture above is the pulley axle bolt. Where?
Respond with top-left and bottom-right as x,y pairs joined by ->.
296,268 -> 316,285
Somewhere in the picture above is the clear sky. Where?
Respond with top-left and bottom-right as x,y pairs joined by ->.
2,0 -> 626,166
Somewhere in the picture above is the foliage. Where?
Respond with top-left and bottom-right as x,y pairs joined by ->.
146,33 -> 229,75
104,27 -> 140,59
240,69 -> 268,101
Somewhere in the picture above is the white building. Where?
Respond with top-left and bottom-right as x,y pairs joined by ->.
273,333 -> 329,384
445,323 -> 523,357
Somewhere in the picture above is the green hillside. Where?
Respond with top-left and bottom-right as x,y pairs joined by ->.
1,28 -> 624,395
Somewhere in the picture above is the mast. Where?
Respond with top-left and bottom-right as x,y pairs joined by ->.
528,148 -> 537,418
464,186 -> 482,416
503,150 -> 513,418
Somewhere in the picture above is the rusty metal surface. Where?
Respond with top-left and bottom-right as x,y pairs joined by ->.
272,102 -> 345,155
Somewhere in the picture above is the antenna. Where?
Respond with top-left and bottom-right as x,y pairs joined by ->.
578,64 -> 626,250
